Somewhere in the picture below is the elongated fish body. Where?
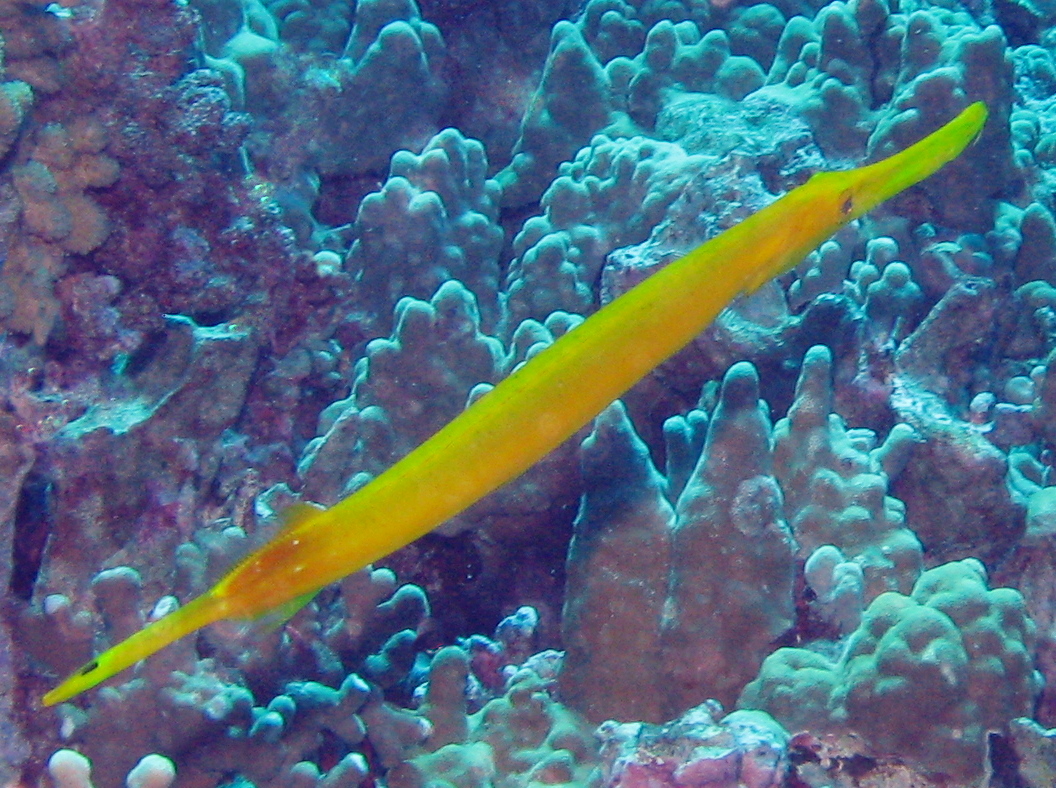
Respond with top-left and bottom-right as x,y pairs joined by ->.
43,102 -> 988,706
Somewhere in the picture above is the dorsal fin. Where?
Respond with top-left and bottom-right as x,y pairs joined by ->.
241,501 -> 325,630
279,501 -> 326,532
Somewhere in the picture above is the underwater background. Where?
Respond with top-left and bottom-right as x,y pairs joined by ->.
3,0 -> 1056,785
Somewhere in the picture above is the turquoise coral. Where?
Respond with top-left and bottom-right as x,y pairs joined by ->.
8,0 -> 1056,784
740,559 -> 1042,782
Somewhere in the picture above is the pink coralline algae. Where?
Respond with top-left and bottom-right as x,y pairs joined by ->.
597,704 -> 789,788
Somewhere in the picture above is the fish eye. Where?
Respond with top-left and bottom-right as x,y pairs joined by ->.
840,192 -> 854,216
78,660 -> 99,676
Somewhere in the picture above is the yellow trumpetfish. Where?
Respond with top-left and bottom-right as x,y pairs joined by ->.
43,102 -> 987,706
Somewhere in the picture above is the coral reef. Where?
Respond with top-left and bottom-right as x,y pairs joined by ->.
740,559 -> 1041,783
343,128 -> 505,335
596,704 -> 789,788
48,750 -> 176,788
6,0 -> 1056,786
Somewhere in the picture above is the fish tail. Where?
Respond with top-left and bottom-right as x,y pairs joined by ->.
41,590 -> 227,707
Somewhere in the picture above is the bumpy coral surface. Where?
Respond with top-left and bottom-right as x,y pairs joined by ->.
741,559 -> 1042,782
6,0 -> 1056,786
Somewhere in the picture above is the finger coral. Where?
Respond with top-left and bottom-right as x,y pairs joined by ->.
7,0 -> 1056,786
